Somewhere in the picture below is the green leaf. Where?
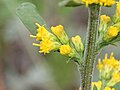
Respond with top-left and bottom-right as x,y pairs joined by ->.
113,82 -> 120,90
59,0 -> 83,7
16,2 -> 49,35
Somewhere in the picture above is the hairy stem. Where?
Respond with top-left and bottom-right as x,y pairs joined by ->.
81,5 -> 101,90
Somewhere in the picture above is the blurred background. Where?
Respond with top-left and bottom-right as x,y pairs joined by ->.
0,0 -> 120,90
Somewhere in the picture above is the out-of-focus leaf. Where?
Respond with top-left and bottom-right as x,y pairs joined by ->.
113,82 -> 120,90
16,2 -> 49,35
59,0 -> 83,7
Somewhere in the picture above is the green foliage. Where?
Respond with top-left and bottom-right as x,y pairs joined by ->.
59,0 -> 83,7
0,0 -> 12,25
16,2 -> 48,35
45,52 -> 76,89
113,82 -> 120,90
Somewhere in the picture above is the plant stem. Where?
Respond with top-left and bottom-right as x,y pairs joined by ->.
81,5 -> 101,90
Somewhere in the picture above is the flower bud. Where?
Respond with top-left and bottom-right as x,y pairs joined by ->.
72,35 -> 84,53
51,25 -> 69,44
30,23 -> 56,41
100,15 -> 111,24
104,26 -> 119,41
99,15 -> 110,33
33,39 -> 61,54
59,45 -> 76,57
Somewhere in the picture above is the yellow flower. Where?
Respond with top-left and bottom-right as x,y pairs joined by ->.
82,0 -> 99,7
60,45 -> 72,55
30,23 -> 55,41
102,0 -> 115,6
81,0 -> 115,6
33,39 -> 60,54
59,45 -> 75,57
117,2 -> 120,15
100,15 -> 111,24
51,25 -> 64,37
72,35 -> 84,52
99,15 -> 111,32
97,53 -> 120,80
104,87 -> 115,90
107,72 -> 120,86
51,25 -> 69,44
104,26 -> 119,41
92,81 -> 102,90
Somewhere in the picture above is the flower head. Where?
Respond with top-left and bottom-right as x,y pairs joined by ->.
102,0 -> 115,6
104,26 -> 119,41
33,39 -> 60,54
81,0 -> 115,7
100,15 -> 111,24
60,45 -> 72,55
51,25 -> 69,44
97,53 -> 120,86
99,15 -> 111,33
107,72 -> 120,86
30,23 -> 56,41
51,25 -> 64,37
82,0 -> 99,7
72,35 -> 84,52
59,45 -> 76,57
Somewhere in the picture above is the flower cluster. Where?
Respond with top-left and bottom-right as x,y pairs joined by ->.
74,0 -> 115,7
30,23 -> 84,61
97,2 -> 120,50
92,53 -> 120,90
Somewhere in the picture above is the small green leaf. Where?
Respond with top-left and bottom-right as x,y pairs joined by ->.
59,0 -> 83,7
16,2 -> 49,35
